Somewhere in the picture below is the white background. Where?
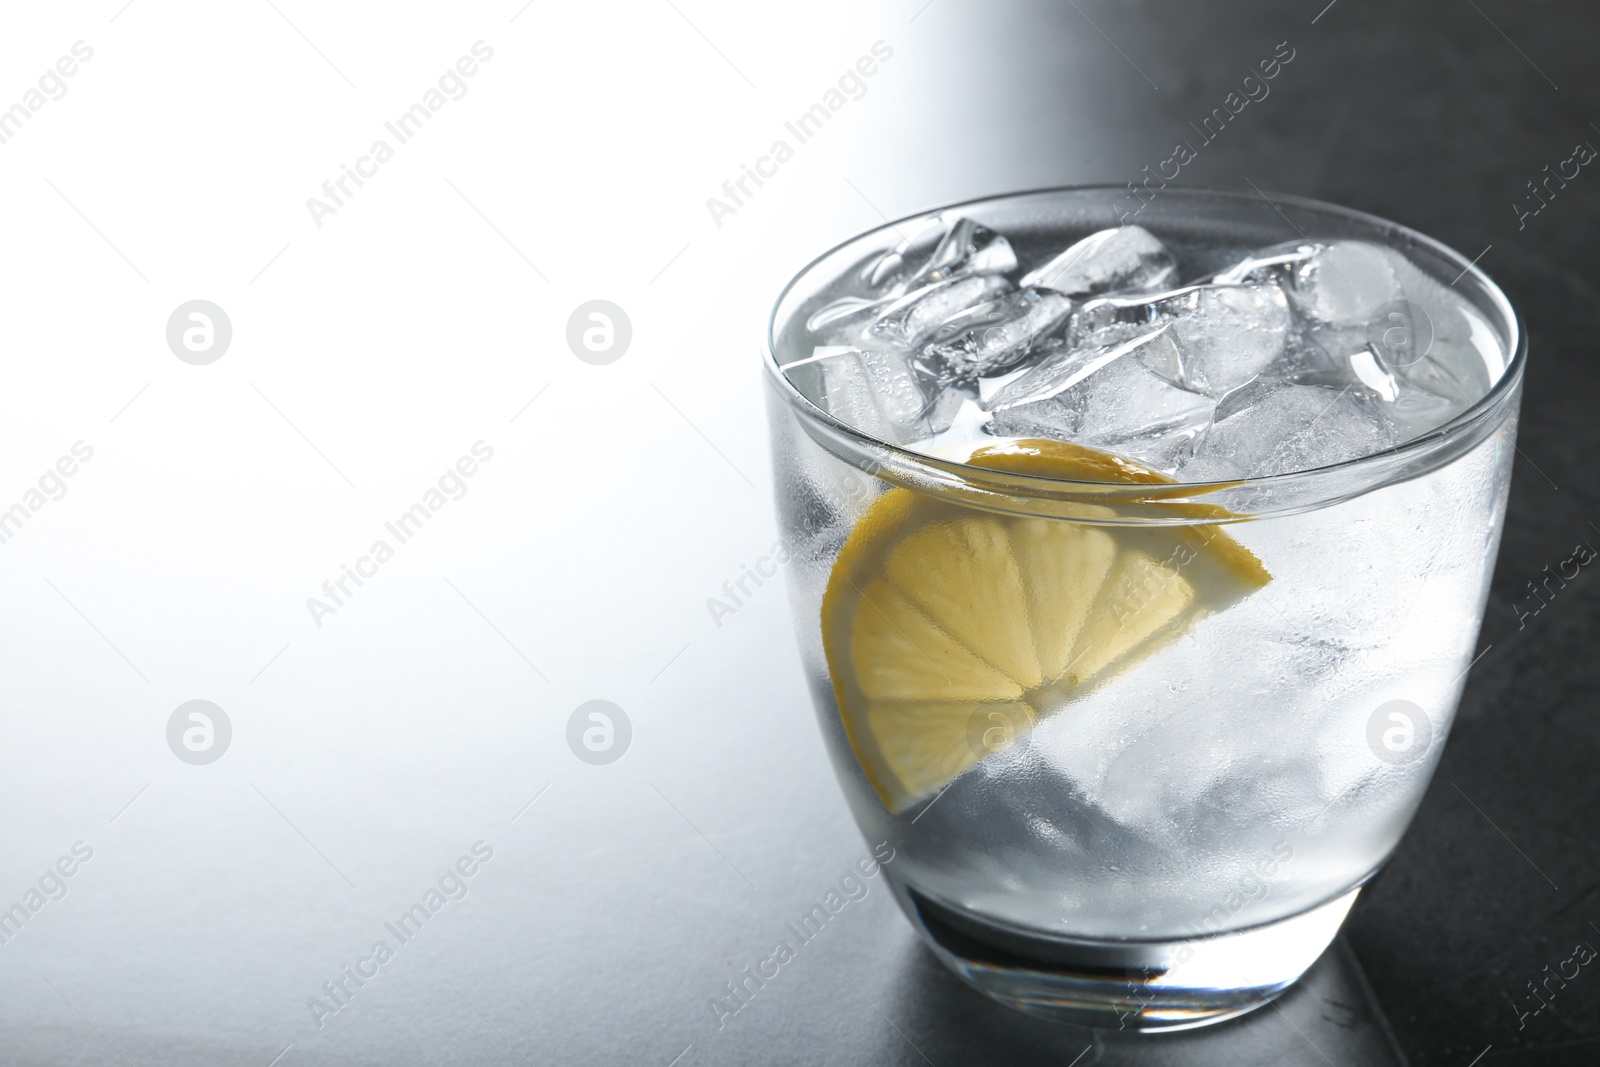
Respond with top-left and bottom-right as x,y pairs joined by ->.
0,3 -> 1341,1064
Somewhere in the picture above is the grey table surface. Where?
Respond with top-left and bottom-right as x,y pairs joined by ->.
1,1 -> 1596,1065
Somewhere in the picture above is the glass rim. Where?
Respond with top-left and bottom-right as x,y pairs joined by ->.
761,183 -> 1526,504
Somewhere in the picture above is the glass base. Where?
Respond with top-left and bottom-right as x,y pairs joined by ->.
892,878 -> 1361,1032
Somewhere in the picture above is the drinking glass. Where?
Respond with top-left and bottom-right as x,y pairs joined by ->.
763,187 -> 1523,1030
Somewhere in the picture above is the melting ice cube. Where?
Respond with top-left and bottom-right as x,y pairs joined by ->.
1074,284 -> 1291,396
987,327 -> 1216,473
810,346 -> 958,445
1180,379 -> 1400,481
904,216 -> 1018,288
1265,242 -> 1500,437
1218,240 -> 1400,330
1376,252 -> 1503,405
1211,242 -> 1321,286
807,216 -> 1016,336
1020,225 -> 1178,298
863,274 -> 1014,352
1293,342 -> 1471,441
916,287 -> 1074,386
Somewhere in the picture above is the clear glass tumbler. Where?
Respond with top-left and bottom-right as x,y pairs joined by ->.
764,187 -> 1522,1030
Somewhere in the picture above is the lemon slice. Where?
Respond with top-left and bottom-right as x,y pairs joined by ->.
821,439 -> 1271,814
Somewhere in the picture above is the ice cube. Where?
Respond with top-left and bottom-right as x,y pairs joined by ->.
1179,379 -> 1400,481
864,274 -> 1014,351
1214,235 -> 1502,421
916,287 -> 1073,385
1229,239 -> 1504,410
1211,242 -> 1321,286
1263,322 -> 1344,381
813,346 -> 955,445
987,326 -> 1186,409
1285,246 -> 1499,441
1376,253 -> 1502,404
1356,343 -> 1474,437
1020,225 -> 1178,298
806,216 -> 1016,336
1169,286 -> 1292,394
1071,285 -> 1195,343
905,215 -> 1018,288
987,327 -> 1215,473
857,218 -> 947,290
1232,240 -> 1401,329
1275,334 -> 1476,445
1074,283 -> 1291,396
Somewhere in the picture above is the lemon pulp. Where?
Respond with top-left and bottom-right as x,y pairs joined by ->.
820,439 -> 1271,814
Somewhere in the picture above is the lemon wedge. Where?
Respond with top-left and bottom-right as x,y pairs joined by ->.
820,439 -> 1271,814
